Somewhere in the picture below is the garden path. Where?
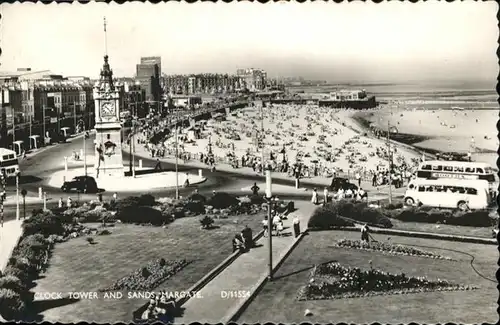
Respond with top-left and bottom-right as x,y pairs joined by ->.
172,200 -> 316,324
0,219 -> 23,272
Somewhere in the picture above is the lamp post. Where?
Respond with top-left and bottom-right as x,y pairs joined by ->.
42,104 -> 46,146
265,169 -> 274,281
0,171 -> 5,227
21,189 -> 27,220
131,119 -> 136,178
174,114 -> 179,199
84,131 -> 89,177
73,101 -> 78,134
260,103 -> 265,175
387,120 -> 393,205
15,174 -> 19,221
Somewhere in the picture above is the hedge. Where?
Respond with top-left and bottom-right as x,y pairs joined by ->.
206,192 -> 240,209
22,209 -> 65,237
115,206 -> 167,226
0,288 -> 26,321
308,205 -> 356,230
388,207 -> 495,227
308,201 -> 394,230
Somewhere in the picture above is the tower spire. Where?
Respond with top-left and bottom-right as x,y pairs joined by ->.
103,16 -> 108,56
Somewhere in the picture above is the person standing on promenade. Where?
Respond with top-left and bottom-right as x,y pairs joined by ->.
251,182 -> 260,196
355,172 -> 361,188
323,187 -> 329,205
311,188 -> 319,205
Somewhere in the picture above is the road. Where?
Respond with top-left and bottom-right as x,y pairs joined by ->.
13,133 -> 335,205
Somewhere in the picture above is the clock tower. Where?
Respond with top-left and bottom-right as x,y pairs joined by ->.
93,54 -> 124,178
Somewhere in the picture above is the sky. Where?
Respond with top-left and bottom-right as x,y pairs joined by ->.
0,1 -> 498,84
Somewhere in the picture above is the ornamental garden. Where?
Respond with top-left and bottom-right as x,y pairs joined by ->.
238,199 -> 498,323
0,195 -> 497,323
0,192 -> 277,323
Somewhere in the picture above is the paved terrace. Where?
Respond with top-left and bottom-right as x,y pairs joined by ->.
172,200 -> 317,324
0,219 -> 23,272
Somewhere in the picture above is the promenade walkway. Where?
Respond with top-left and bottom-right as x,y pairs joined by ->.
0,219 -> 23,272
122,144 -> 400,197
173,201 -> 317,324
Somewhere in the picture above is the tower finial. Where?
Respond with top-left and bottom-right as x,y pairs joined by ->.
103,16 -> 108,56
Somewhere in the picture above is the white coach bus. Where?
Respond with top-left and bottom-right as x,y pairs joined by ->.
403,178 -> 493,211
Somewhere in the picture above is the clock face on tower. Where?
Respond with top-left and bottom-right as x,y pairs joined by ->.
100,101 -> 116,117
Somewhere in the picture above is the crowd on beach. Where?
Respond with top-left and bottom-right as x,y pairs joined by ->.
131,103 -> 424,190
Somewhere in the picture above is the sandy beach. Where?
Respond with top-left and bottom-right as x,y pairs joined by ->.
337,106 -> 498,168
159,104 -> 422,177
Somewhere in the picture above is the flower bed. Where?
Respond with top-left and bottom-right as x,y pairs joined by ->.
99,259 -> 191,292
335,239 -> 453,260
296,262 -> 475,301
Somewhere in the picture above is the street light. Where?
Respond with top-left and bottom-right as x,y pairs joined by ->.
83,131 -> 90,177
15,174 -> 19,221
174,114 -> 179,200
265,169 -> 274,281
21,188 -> 27,220
0,171 -> 5,227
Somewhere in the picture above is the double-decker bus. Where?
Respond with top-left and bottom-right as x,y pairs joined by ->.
0,148 -> 20,178
416,160 -> 497,194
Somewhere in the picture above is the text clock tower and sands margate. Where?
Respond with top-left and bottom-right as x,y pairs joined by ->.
93,17 -> 124,178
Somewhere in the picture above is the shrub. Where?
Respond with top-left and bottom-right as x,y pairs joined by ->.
207,192 -> 240,209
0,275 -> 25,293
388,207 -> 494,227
0,288 -> 26,321
98,229 -> 111,236
86,237 -> 95,244
322,200 -> 393,228
308,205 -> 355,230
200,216 -> 214,229
81,208 -> 114,223
113,196 -> 141,212
115,206 -> 166,226
182,201 -> 205,214
2,266 -> 26,283
187,192 -> 206,203
138,194 -> 156,207
452,210 -> 493,227
159,258 -> 166,267
384,202 -> 404,210
249,194 -> 266,205
141,267 -> 151,278
23,210 -> 64,237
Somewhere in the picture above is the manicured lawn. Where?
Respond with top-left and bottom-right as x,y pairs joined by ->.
239,230 -> 497,323
31,213 -> 264,323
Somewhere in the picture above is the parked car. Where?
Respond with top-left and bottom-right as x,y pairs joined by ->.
329,177 -> 358,192
61,176 -> 98,193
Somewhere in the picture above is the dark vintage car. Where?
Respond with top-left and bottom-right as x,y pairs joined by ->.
61,176 -> 98,193
329,177 -> 358,192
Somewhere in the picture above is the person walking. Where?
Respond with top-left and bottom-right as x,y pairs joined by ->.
311,188 -> 319,205
323,187 -> 329,205
361,224 -> 370,243
262,217 -> 269,237
293,215 -> 300,238
58,197 -> 64,209
355,172 -> 361,188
